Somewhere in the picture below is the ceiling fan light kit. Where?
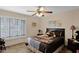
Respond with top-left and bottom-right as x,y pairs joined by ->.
27,6 -> 53,17
36,13 -> 43,17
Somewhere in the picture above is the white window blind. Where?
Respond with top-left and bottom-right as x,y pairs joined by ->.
17,19 -> 22,36
0,16 -> 26,39
1,17 -> 9,38
10,18 -> 18,37
21,20 -> 25,35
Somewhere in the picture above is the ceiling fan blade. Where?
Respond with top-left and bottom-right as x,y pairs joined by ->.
27,11 -> 35,12
32,13 -> 37,16
44,11 -> 53,13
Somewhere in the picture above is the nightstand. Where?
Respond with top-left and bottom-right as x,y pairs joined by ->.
67,39 -> 79,53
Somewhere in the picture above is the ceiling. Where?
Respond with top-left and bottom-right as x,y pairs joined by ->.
0,6 -> 79,15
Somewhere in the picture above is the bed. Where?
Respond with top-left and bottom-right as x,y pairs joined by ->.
27,28 -> 65,53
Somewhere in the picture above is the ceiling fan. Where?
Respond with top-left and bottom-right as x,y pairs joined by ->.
27,6 -> 53,17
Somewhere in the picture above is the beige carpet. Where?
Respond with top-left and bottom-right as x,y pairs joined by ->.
1,43 -> 72,53
2,43 -> 33,53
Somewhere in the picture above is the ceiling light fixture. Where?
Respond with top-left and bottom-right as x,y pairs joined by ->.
27,6 -> 53,17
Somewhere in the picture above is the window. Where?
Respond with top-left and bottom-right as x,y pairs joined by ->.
17,20 -> 25,36
17,19 -> 22,36
21,20 -> 25,35
10,18 -> 18,37
1,17 -> 9,38
0,16 -> 26,39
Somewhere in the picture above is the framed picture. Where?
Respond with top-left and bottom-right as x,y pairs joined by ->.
32,22 -> 37,27
48,20 -> 62,27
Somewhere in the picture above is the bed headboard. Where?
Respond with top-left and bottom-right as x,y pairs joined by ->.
46,28 -> 65,37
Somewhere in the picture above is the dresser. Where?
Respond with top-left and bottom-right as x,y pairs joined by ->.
67,39 -> 79,53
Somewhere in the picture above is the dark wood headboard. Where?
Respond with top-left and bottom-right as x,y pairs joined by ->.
46,28 -> 65,37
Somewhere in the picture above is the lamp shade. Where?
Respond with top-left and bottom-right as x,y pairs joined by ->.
70,25 -> 76,30
70,25 -> 76,39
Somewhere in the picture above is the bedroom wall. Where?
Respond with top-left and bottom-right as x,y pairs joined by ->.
39,8 -> 79,45
27,16 -> 41,37
1,8 -> 79,46
0,9 -> 41,46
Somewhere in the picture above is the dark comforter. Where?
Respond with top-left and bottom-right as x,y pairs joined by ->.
27,37 -> 64,53
39,37 -> 64,53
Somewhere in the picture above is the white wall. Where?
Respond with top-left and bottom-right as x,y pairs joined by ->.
39,9 -> 79,45
1,8 -> 79,46
27,16 -> 41,37
0,9 -> 41,46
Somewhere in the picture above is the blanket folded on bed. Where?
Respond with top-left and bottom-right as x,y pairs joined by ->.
34,36 -> 54,44
27,37 -> 40,49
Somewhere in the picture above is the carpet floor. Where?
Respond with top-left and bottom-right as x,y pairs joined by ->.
1,43 -> 72,53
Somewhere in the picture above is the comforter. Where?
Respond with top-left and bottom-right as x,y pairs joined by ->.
27,36 -> 64,53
